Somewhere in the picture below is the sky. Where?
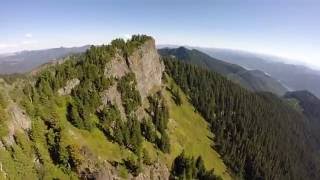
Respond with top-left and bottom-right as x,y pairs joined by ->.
1,0 -> 320,68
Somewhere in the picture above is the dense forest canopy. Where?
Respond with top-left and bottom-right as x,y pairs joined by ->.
164,57 -> 320,180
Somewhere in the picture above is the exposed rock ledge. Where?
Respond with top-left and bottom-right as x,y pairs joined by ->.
93,162 -> 170,180
4,103 -> 31,146
58,78 -> 80,96
101,84 -> 127,120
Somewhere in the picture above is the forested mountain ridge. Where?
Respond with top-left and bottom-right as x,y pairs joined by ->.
158,47 -> 287,96
0,35 -> 229,179
164,57 -> 320,180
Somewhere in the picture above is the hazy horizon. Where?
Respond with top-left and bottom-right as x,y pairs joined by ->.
2,42 -> 319,71
1,0 -> 320,68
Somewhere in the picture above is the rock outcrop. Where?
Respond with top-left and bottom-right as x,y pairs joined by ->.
104,53 -> 130,79
97,38 -> 168,179
58,78 -> 80,96
135,162 -> 170,180
93,162 -> 170,180
102,38 -> 164,120
127,38 -> 164,100
101,84 -> 127,120
104,38 -> 164,101
4,103 -> 31,146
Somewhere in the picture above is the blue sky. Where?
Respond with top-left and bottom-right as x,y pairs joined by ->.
1,0 -> 320,68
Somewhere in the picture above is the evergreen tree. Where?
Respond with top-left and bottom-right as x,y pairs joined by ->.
141,118 -> 156,143
170,151 -> 220,180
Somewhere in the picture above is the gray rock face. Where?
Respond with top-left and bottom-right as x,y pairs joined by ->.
101,84 -> 127,120
9,104 -> 31,131
4,103 -> 31,146
127,38 -> 164,100
135,162 -> 170,180
58,78 -> 80,96
101,38 -> 164,118
94,162 -> 170,180
104,53 -> 130,79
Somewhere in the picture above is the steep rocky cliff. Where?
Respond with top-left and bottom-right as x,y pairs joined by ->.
105,38 -> 164,100
127,38 -> 164,100
102,38 -> 164,121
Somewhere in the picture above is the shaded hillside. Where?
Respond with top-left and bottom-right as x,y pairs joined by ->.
199,47 -> 320,98
0,46 -> 89,74
285,90 -> 320,121
284,91 -> 320,145
159,47 -> 287,96
164,57 -> 320,180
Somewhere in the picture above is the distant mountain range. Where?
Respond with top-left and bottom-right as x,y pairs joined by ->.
158,47 -> 287,96
196,47 -> 320,98
0,46 -> 89,74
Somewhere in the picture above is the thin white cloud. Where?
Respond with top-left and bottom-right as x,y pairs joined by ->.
25,33 -> 33,38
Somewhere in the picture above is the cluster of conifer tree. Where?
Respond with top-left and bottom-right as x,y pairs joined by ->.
164,57 -> 320,180
21,69 -> 82,177
117,72 -> 142,115
98,105 -> 143,155
168,84 -> 182,106
170,151 -> 221,180
145,92 -> 170,153
0,92 -> 8,138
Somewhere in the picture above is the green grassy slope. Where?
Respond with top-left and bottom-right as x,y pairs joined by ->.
163,77 -> 231,180
55,99 -> 132,162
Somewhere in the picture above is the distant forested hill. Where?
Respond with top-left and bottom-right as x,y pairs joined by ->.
159,47 -> 287,96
